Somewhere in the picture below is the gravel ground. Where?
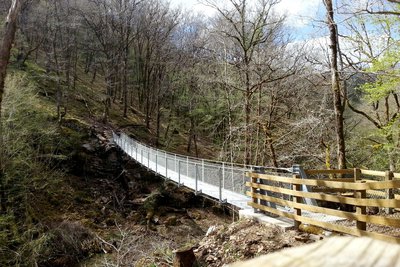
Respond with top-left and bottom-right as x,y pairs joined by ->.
194,219 -> 319,267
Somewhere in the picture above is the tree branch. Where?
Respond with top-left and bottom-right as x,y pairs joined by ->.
347,100 -> 382,129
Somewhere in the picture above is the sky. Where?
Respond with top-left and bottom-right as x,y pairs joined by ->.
169,0 -> 326,40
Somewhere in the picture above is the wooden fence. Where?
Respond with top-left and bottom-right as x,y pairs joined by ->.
246,168 -> 400,243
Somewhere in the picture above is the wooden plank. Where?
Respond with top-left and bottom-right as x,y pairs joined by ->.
246,182 -> 400,208
328,178 -> 356,182
359,230 -> 400,244
360,169 -> 386,177
393,172 -> 400,179
228,237 -> 400,267
247,172 -> 400,191
365,180 -> 400,190
304,169 -> 354,175
247,192 -> 400,228
248,202 -> 400,244
247,173 -> 366,190
361,179 -> 379,183
312,188 -> 351,193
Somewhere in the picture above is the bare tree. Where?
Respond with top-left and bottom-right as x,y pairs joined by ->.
0,0 -> 21,107
204,0 -> 289,164
0,0 -> 21,212
323,0 -> 347,169
132,0 -> 179,129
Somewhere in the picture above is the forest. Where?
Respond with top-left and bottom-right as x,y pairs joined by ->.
2,0 -> 400,266
3,0 -> 400,169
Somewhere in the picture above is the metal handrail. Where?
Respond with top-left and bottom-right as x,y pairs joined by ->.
112,131 -> 293,208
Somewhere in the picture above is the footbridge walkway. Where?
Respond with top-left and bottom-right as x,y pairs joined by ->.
112,132 -> 293,210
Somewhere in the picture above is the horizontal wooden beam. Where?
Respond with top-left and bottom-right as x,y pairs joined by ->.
305,169 -> 354,175
360,169 -> 386,177
246,182 -> 400,208
246,173 -> 400,190
247,192 -> 400,228
312,188 -> 352,193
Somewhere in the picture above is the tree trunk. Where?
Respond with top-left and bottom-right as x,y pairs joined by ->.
0,0 -> 21,213
0,0 -> 21,106
324,0 -> 346,169
387,134 -> 395,171
244,86 -> 251,165
187,118 -> 194,153
156,99 -> 162,147
263,126 -> 278,168
123,45 -> 129,117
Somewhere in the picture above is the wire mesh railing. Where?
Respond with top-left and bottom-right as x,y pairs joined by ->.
113,132 -> 282,209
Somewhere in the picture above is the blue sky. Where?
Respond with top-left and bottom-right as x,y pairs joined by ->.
169,0 -> 326,40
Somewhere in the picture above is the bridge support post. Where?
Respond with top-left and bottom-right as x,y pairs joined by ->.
147,148 -> 150,169
231,163 -> 234,192
219,165 -> 223,202
178,160 -> 181,187
165,152 -> 168,178
175,154 -> 177,173
195,163 -> 198,195
292,165 -> 318,206
202,159 -> 205,182
222,163 -> 225,199
186,156 -> 189,178
130,141 -> 133,158
155,150 -> 158,173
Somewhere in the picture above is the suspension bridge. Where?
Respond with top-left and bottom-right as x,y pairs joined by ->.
112,132 -> 343,224
111,132 -> 302,208
112,132 -> 275,209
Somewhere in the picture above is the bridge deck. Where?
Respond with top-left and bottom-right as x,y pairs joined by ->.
113,133 -> 344,224
118,136 -> 251,209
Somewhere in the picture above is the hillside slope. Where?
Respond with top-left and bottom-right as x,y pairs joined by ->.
0,50 -> 253,265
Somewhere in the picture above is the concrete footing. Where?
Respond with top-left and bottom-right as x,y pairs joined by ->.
238,209 -> 294,230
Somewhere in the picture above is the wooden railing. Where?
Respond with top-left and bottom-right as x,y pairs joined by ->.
246,168 -> 400,243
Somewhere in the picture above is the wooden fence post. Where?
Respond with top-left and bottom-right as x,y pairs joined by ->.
251,172 -> 258,213
354,168 -> 366,232
293,174 -> 302,229
386,170 -> 394,214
